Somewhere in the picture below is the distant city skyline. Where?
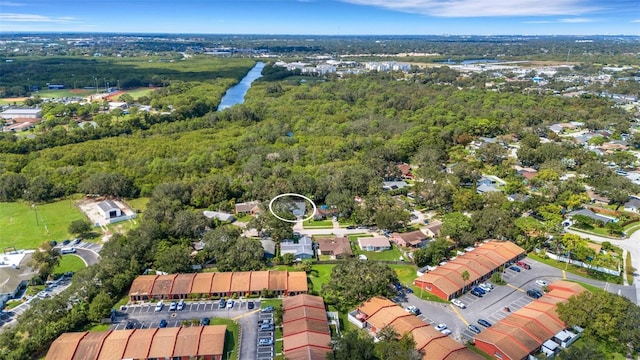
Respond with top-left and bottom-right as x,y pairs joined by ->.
0,0 -> 638,35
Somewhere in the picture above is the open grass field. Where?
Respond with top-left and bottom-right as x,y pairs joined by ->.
121,87 -> 157,99
52,254 -> 86,277
0,97 -> 28,105
35,88 -> 95,98
0,200 -> 86,250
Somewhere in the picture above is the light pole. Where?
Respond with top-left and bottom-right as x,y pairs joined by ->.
94,77 -> 98,94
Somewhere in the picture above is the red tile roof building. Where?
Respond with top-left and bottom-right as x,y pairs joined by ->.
474,281 -> 586,360
353,297 -> 484,360
129,271 -> 307,302
414,241 -> 525,300
282,294 -> 332,360
46,326 -> 226,360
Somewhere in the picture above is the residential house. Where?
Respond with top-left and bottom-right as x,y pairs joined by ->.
313,206 -> 338,220
0,254 -> 37,308
624,196 -> 640,213
566,208 -> 615,225
586,190 -> 610,205
357,237 -> 391,252
202,210 -> 235,223
513,165 -> 538,180
476,175 -> 503,194
383,181 -> 409,191
315,237 -> 353,258
423,220 -> 443,238
397,163 -> 413,179
260,239 -> 276,258
390,230 -> 428,248
281,236 -> 315,259
234,200 -> 260,215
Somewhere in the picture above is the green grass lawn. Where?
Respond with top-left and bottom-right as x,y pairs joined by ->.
308,264 -> 335,294
528,253 -> 623,284
52,254 -> 86,277
106,219 -> 139,235
0,200 -> 86,250
121,87 -> 157,100
235,214 -> 253,223
303,219 -> 333,228
36,89 -> 94,98
125,197 -> 149,212
390,264 -> 418,285
623,221 -> 640,237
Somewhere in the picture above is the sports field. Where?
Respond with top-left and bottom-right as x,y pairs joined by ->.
0,200 -> 86,250
35,88 -> 95,98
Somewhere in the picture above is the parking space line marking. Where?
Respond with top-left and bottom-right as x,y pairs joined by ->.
449,304 -> 469,326
507,284 -> 524,292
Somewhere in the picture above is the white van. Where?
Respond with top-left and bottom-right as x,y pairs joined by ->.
60,247 -> 76,254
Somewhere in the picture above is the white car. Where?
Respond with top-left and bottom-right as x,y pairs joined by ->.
451,298 -> 466,309
440,329 -> 452,335
535,280 -> 548,287
435,323 -> 447,332
479,283 -> 492,292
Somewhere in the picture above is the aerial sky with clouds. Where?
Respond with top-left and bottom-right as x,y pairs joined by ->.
0,0 -> 637,35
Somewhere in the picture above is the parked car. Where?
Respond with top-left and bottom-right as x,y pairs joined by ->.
219,299 -> 226,309
169,301 -> 177,311
478,319 -> 492,328
71,238 -> 82,245
470,289 -> 483,297
261,305 -> 274,313
435,323 -> 447,332
49,240 -> 57,247
200,317 -> 210,326
535,280 -> 548,287
259,323 -> 274,331
346,225 -> 356,229
440,329 -> 452,335
154,301 -> 164,312
509,266 -> 521,272
62,239 -> 71,246
177,299 -> 185,311
472,286 -> 486,295
527,289 -> 543,299
226,300 -> 235,309
468,324 -> 482,334
451,299 -> 466,309
125,321 -> 135,329
515,261 -> 531,270
479,283 -> 492,292
258,338 -> 273,346
248,301 -> 255,310
158,319 -> 167,328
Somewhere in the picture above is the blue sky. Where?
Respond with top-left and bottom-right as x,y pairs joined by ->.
0,0 -> 638,35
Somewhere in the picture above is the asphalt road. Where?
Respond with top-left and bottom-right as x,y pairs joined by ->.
73,248 -> 100,266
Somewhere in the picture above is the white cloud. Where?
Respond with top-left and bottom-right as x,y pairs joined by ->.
0,13 -> 76,23
0,1 -> 26,6
632,19 -> 640,23
340,0 -> 600,17
559,17 -> 595,22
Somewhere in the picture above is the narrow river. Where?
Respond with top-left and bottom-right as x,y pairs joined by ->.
217,62 -> 265,110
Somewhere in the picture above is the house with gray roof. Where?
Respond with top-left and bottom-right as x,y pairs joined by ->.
624,197 -> 640,213
281,235 -> 314,259
202,210 -> 235,222
567,208 -> 616,224
97,200 -> 122,219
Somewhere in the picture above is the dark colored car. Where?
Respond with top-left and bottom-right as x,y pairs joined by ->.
473,287 -> 486,295
470,290 -> 483,297
468,324 -> 482,334
527,289 -> 543,299
346,225 -> 356,229
509,266 -> 521,272
248,301 -> 255,310
200,317 -> 210,326
158,319 -> 167,328
50,240 -> 57,247
125,321 -> 135,329
62,239 -> 71,246
219,299 -> 226,308
478,319 -> 492,328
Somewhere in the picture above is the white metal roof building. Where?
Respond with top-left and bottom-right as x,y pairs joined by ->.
0,108 -> 42,119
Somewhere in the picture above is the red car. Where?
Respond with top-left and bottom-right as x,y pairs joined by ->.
515,261 -> 531,270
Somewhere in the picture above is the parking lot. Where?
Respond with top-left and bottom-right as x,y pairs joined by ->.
112,299 -> 268,360
399,257 -> 567,342
256,310 -> 275,360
